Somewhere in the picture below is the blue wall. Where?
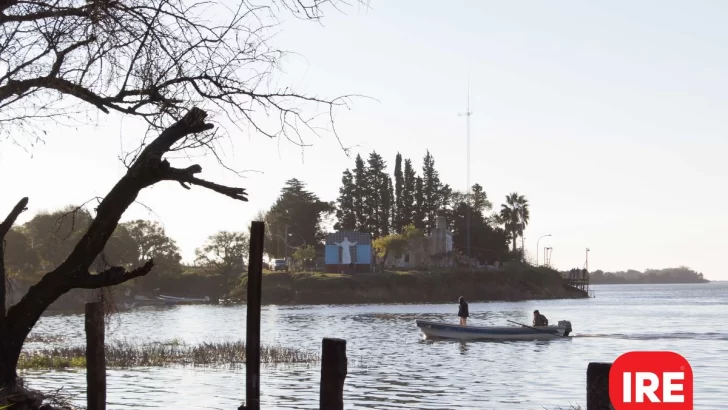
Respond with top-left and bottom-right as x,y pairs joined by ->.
325,245 -> 371,265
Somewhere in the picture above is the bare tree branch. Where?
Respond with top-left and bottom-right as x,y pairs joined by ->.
1,0 -> 362,154
163,164 -> 248,201
0,197 -> 28,240
77,259 -> 155,289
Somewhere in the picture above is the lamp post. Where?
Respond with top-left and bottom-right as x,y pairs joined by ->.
536,234 -> 552,266
544,247 -> 552,267
287,233 -> 307,247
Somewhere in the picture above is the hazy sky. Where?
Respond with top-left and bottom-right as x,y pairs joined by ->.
2,1 -> 726,280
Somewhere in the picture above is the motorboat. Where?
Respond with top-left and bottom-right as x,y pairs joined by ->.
415,319 -> 573,341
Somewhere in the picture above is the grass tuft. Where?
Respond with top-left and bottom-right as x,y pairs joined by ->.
19,340 -> 319,370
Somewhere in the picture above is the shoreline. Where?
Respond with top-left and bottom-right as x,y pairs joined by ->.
228,265 -> 589,306
590,280 -> 710,285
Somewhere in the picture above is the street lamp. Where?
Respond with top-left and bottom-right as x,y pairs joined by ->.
287,233 -> 307,247
536,234 -> 552,266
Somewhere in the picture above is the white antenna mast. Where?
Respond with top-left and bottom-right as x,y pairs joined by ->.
458,74 -> 473,267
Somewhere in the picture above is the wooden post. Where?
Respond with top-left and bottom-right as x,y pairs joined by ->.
241,221 -> 265,410
320,338 -> 347,410
586,362 -> 613,410
85,302 -> 105,410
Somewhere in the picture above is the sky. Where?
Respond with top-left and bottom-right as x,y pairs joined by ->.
1,0 -> 727,280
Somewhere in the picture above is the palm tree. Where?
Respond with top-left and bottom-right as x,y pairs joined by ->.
499,193 -> 530,253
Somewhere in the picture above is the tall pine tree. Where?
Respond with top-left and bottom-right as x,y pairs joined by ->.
364,151 -> 389,237
381,174 -> 393,236
421,150 -> 443,233
401,158 -> 416,228
335,169 -> 357,230
414,175 -> 425,230
387,175 -> 392,235
353,154 -> 367,231
393,153 -> 404,233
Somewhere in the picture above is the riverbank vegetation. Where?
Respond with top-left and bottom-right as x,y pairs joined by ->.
590,267 -> 708,284
19,340 -> 319,370
229,263 -> 587,305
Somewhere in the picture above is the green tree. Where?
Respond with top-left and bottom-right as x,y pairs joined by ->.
499,193 -> 530,253
23,206 -> 93,270
2,229 -> 40,279
402,223 -> 427,254
372,234 -> 408,271
421,150 -> 444,234
414,176 -> 425,230
265,179 -> 334,259
22,207 -> 137,270
362,151 -> 390,238
121,220 -> 182,278
393,153 -> 404,233
352,154 -> 367,231
195,231 -> 249,275
451,201 -> 509,264
292,245 -> 317,271
470,184 -> 492,214
401,158 -> 417,228
335,169 -> 357,231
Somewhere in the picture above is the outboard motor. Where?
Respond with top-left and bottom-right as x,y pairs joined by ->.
558,320 -> 573,337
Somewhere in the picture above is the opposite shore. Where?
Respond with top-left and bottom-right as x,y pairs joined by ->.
227,264 -> 588,306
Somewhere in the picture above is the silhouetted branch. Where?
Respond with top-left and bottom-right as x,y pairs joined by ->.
1,0 -> 361,153
0,197 -> 28,240
78,260 -> 155,289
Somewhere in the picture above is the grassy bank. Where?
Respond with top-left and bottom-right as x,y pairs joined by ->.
19,340 -> 319,370
229,263 -> 587,305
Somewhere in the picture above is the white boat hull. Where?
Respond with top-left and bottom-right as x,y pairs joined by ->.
415,320 -> 572,341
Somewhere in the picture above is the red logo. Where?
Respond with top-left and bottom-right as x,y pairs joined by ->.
609,351 -> 693,409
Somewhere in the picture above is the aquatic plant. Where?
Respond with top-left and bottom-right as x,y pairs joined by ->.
18,340 -> 319,370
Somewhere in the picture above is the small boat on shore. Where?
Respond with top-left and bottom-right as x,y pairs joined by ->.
415,319 -> 573,341
117,289 -> 212,309
157,295 -> 211,305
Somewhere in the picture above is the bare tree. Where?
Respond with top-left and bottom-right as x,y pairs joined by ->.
0,0 -> 361,403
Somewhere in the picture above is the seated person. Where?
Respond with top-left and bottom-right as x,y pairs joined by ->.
532,310 -> 548,326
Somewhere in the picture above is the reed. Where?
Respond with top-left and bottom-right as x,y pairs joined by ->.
18,340 -> 320,370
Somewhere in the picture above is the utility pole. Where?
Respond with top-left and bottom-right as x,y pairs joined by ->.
536,234 -> 551,266
284,225 -> 289,261
458,76 -> 473,268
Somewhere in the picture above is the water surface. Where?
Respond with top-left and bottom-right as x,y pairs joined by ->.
22,283 -> 728,409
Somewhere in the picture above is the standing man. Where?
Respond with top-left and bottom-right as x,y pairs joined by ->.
458,296 -> 469,326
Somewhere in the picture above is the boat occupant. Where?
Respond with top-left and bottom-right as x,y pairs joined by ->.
458,296 -> 469,326
533,310 -> 548,326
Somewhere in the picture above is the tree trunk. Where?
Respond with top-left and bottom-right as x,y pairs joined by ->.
0,108 -> 247,398
1,197 -> 30,388
380,249 -> 389,273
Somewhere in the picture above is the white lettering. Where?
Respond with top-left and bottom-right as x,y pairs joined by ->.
663,372 -> 685,403
623,372 -> 632,402
635,372 -> 660,403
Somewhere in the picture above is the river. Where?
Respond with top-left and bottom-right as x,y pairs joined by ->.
21,282 -> 728,409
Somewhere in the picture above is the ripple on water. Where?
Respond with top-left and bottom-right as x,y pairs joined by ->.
20,283 -> 728,409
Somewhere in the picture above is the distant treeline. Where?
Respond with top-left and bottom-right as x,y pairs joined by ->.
590,267 -> 708,284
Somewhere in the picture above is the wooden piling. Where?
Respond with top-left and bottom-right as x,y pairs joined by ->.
586,362 -> 613,410
85,302 -> 106,410
241,221 -> 265,410
320,338 -> 347,410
